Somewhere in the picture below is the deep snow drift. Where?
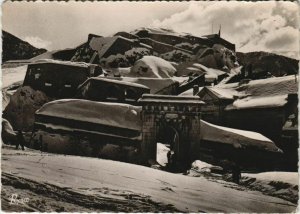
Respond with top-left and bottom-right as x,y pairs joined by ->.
129,56 -> 176,78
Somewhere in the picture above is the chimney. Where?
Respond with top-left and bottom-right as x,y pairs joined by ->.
193,85 -> 199,95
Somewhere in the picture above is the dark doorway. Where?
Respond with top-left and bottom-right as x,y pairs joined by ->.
157,125 -> 181,171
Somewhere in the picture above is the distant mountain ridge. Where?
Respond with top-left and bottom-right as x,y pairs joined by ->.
2,30 -> 47,63
237,51 -> 299,77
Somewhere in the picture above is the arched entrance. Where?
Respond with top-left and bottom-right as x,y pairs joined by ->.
139,94 -> 203,169
157,125 -> 183,170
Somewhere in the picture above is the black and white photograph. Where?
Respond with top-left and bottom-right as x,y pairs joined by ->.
1,0 -> 299,212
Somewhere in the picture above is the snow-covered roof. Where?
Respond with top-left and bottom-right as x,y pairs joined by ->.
226,95 -> 289,110
179,88 -> 196,96
187,67 -> 200,71
31,59 -> 91,68
80,77 -> 150,90
36,99 -> 142,131
132,27 -> 190,37
139,94 -> 204,104
219,66 -> 242,85
236,75 -> 298,97
200,87 -> 239,100
224,75 -> 298,110
116,77 -> 178,94
193,63 -> 226,78
139,43 -> 152,49
171,76 -> 189,84
200,120 -> 282,153
182,75 -> 298,109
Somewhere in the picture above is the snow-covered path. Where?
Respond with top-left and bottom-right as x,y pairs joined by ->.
1,148 -> 296,212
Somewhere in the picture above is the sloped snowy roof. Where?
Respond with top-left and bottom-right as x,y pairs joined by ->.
32,59 -> 91,68
224,75 -> 298,110
80,77 -> 150,90
104,77 -> 178,94
179,88 -> 196,96
226,95 -> 289,110
36,99 -> 142,131
181,75 -> 298,108
236,75 -> 298,97
219,66 -> 242,85
200,87 -> 239,100
131,27 -> 190,37
139,94 -> 204,104
200,120 -> 282,153
193,63 -> 226,78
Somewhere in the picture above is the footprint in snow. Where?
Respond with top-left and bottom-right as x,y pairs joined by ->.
161,187 -> 175,192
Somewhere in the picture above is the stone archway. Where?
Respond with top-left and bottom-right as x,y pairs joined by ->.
138,94 -> 204,169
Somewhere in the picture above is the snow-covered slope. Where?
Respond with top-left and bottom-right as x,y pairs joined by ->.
1,148 -> 296,212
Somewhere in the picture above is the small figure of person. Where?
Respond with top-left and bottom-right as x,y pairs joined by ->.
39,135 -> 47,152
16,130 -> 25,150
232,163 -> 241,184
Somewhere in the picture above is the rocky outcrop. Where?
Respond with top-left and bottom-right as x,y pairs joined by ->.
3,86 -> 51,131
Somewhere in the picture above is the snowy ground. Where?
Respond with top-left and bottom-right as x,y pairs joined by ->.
1,146 -> 296,212
243,172 -> 298,186
2,65 -> 27,89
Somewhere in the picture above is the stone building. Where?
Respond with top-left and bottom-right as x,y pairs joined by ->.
32,99 -> 142,162
196,75 -> 299,170
202,34 -> 236,51
76,77 -> 150,104
23,60 -> 102,98
138,94 -> 204,167
89,36 -> 152,59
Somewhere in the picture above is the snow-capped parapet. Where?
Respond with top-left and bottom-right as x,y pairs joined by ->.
131,27 -> 189,37
33,59 -> 92,68
36,99 -> 142,132
129,56 -> 177,78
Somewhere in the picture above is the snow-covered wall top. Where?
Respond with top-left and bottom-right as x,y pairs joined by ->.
36,99 -> 142,131
200,120 -> 282,153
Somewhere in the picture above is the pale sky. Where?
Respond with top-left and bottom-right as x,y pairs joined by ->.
2,1 -> 299,59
